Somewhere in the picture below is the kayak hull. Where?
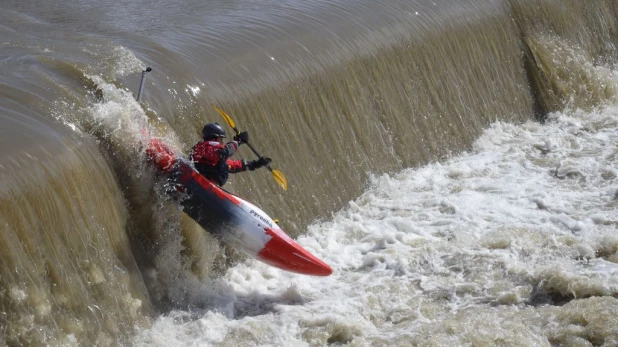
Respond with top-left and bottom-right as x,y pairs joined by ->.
145,138 -> 332,276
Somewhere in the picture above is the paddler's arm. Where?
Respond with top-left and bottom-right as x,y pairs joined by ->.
227,159 -> 247,173
219,140 -> 241,159
220,140 -> 247,173
219,131 -> 248,159
227,156 -> 272,173
221,132 -> 270,173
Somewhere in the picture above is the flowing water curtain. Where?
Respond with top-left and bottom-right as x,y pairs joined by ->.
197,3 -> 534,234
0,140 -> 152,346
511,0 -> 618,114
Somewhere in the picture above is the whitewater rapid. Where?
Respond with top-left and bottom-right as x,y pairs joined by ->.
132,101 -> 618,346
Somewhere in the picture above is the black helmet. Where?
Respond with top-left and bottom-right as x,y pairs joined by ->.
201,123 -> 226,140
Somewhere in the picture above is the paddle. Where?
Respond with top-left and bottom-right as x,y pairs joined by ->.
212,104 -> 288,191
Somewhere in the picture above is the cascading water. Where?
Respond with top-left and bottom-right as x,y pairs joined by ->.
0,0 -> 617,345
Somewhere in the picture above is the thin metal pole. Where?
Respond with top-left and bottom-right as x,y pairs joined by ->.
136,67 -> 152,102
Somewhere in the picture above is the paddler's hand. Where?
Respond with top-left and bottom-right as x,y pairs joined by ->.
247,156 -> 271,170
233,131 -> 249,145
256,156 -> 271,168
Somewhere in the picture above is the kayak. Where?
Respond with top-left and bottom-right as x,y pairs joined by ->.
145,137 -> 333,276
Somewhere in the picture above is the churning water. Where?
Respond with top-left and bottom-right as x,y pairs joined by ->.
1,0 -> 617,345
133,102 -> 618,346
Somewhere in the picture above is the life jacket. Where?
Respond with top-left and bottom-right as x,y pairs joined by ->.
190,140 -> 245,186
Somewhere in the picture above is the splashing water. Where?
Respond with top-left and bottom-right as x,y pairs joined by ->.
133,99 -> 618,346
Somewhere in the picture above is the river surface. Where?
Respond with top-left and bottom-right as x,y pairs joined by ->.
1,0 -> 617,345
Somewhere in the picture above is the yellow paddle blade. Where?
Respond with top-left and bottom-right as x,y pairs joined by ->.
271,169 -> 288,191
211,104 -> 236,130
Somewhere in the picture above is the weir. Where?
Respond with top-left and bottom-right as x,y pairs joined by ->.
0,140 -> 151,344
202,10 -> 534,231
0,0 -> 617,345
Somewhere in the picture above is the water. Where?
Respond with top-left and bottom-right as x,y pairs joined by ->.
1,0 -> 617,345
133,104 -> 618,346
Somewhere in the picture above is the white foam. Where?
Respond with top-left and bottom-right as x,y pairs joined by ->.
133,102 -> 618,345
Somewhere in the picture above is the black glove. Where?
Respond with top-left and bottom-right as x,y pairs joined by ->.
233,131 -> 249,145
247,156 -> 272,171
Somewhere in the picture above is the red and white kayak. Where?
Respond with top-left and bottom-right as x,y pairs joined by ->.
145,137 -> 332,276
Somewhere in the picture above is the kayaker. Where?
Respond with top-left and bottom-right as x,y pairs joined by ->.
190,122 -> 271,186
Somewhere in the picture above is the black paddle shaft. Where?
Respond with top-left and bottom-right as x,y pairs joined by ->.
232,126 -> 273,170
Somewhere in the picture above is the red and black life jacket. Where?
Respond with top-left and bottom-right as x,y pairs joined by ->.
190,140 -> 245,186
